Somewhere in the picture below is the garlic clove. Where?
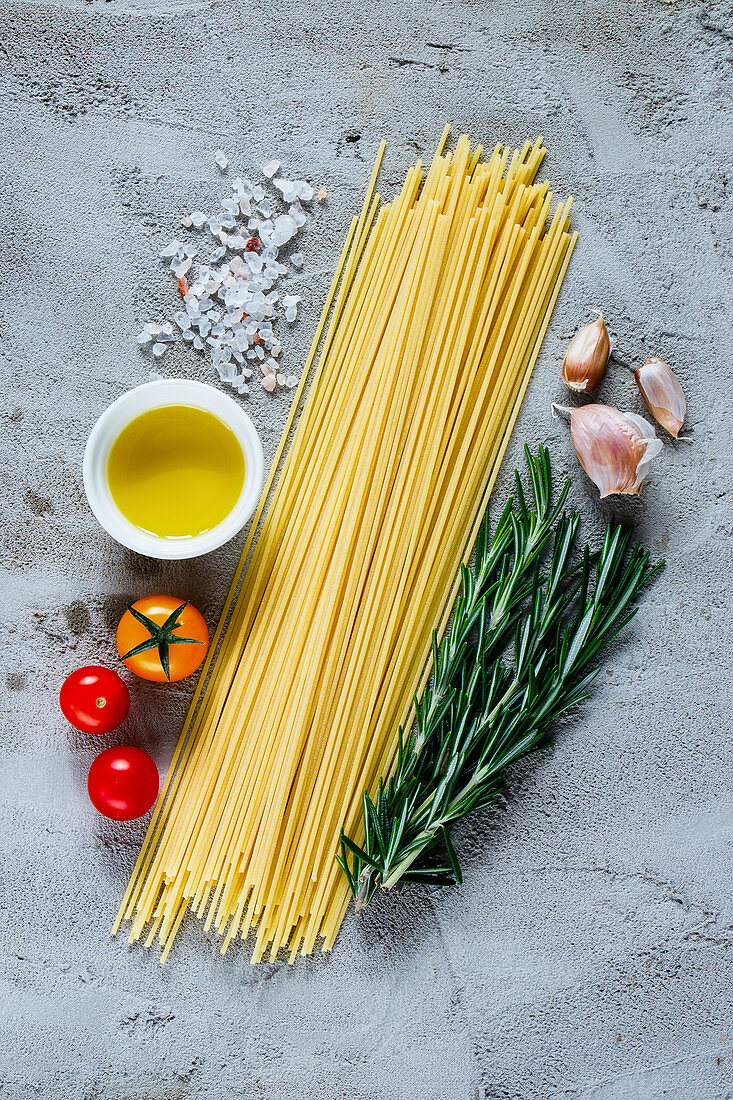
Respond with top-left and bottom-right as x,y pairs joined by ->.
635,357 -> 686,438
555,403 -> 663,497
561,314 -> 610,393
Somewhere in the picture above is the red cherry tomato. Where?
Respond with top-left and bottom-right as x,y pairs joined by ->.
87,746 -> 159,821
59,666 -> 130,735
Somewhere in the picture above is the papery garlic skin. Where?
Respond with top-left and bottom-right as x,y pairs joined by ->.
635,357 -> 686,438
561,315 -> 610,393
566,404 -> 663,497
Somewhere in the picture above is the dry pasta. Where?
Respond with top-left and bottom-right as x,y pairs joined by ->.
114,129 -> 576,963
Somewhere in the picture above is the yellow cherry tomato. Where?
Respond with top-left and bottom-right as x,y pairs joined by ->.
116,596 -> 208,683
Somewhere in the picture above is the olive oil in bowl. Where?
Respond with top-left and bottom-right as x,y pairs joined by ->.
107,405 -> 245,540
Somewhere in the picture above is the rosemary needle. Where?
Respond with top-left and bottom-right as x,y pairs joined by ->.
337,445 -> 662,910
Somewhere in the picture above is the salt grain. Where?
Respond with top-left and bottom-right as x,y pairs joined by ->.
215,149 -> 228,171
159,240 -> 182,258
290,252 -> 304,269
289,202 -> 307,229
262,159 -> 281,179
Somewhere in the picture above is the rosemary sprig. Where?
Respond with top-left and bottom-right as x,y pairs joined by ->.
337,445 -> 662,911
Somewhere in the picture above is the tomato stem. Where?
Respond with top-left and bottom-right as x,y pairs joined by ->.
121,601 -> 201,681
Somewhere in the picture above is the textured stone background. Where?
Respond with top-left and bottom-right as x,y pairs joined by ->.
1,0 -> 731,1096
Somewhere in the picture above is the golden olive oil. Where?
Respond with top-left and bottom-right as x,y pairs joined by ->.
107,405 -> 245,539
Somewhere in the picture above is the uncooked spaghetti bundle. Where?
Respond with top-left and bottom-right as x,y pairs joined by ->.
115,128 -> 576,962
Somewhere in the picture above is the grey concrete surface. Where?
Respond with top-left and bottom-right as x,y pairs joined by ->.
1,0 -> 731,1096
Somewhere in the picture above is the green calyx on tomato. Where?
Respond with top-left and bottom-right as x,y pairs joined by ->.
119,600 -> 203,682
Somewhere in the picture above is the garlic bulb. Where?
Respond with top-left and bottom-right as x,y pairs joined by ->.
561,315 -> 610,393
554,403 -> 663,497
635,357 -> 686,438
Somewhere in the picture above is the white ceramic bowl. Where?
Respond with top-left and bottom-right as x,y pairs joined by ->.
83,379 -> 264,559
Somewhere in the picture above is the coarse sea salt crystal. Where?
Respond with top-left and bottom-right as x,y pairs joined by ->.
271,214 -> 297,246
276,373 -> 286,386
261,373 -> 276,392
215,149 -> 228,171
262,159 -> 281,179
181,214 -> 193,228
286,373 -> 298,388
190,211 -> 207,228
274,179 -> 314,204
289,202 -> 307,229
290,252 -> 304,269
245,252 -> 264,274
136,330 -> 153,345
160,240 -> 182,258
152,342 -> 168,357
